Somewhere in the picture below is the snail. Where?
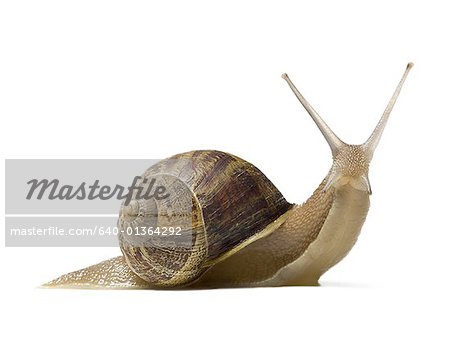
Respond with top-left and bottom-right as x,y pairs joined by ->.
46,63 -> 413,289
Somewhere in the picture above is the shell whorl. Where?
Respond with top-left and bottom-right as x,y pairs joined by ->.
118,172 -> 207,287
118,150 -> 293,287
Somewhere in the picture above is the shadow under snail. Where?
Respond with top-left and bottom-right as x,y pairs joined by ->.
46,63 -> 413,289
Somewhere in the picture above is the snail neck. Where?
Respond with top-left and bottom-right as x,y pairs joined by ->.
312,183 -> 370,274
267,182 -> 370,286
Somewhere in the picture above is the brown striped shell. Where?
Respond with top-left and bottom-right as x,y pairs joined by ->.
118,150 -> 293,288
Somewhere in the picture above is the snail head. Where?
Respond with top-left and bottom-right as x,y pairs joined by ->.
282,63 -> 413,195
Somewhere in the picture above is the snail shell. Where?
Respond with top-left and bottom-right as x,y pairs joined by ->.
118,150 -> 293,288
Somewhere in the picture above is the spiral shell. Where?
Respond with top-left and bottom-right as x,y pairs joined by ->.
118,150 -> 293,287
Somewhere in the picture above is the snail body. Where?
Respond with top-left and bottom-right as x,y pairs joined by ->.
46,64 -> 413,289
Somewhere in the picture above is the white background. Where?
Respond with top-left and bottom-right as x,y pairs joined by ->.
1,1 -> 449,353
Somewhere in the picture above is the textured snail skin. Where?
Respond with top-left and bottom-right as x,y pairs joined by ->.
44,64 -> 413,289
44,256 -> 150,289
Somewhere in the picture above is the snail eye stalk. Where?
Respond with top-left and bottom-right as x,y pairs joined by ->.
363,63 -> 414,159
282,72 -> 344,157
